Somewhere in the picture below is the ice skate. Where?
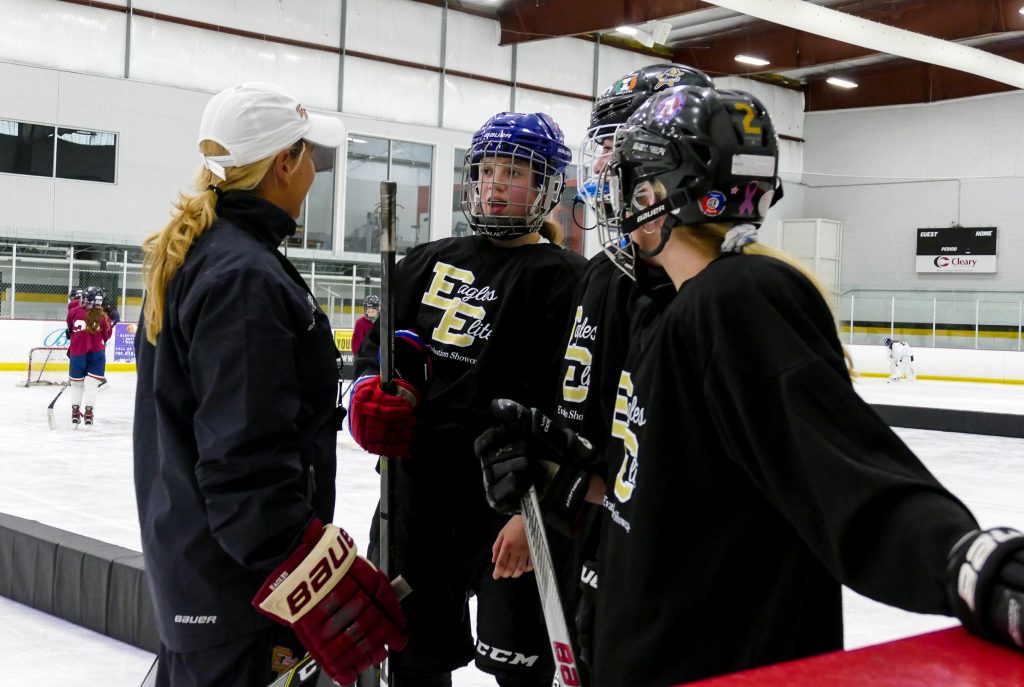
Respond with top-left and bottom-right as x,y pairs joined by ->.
71,404 -> 81,427
83,406 -> 94,428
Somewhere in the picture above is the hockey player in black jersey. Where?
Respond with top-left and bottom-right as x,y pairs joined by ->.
548,63 -> 715,677
349,111 -> 586,686
476,85 -> 1024,686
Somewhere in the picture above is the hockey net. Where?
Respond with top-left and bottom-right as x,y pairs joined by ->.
23,347 -> 70,387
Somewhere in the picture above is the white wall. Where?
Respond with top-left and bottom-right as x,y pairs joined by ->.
803,90 -> 1024,294
0,1 -> 807,255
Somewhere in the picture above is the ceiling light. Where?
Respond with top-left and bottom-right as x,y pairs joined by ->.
826,76 -> 858,88
706,0 -> 1024,89
615,26 -> 638,36
735,54 -> 770,66
1019,6 -> 1024,15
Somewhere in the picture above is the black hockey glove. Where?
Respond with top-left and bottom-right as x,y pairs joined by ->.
947,527 -> 1024,651
575,559 -> 599,669
474,399 -> 596,530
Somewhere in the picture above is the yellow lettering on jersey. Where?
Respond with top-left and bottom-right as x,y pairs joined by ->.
611,371 -> 639,503
562,307 -> 592,403
421,262 -> 486,347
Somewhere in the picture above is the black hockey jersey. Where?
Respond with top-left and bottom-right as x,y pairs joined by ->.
358,234 -> 586,462
593,252 -> 978,686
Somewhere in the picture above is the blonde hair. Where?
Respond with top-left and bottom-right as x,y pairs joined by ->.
676,223 -> 856,374
539,219 -> 564,246
649,181 -> 854,372
141,139 -> 305,344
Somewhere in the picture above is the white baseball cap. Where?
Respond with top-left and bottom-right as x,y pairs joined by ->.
198,82 -> 346,180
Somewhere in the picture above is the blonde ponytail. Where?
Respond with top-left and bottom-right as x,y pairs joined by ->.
539,219 -> 564,247
141,140 -> 304,344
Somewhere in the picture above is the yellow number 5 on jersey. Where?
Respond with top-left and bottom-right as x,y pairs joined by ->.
562,307 -> 593,403
611,371 -> 639,503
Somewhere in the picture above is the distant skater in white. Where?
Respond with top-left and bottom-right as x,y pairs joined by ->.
885,337 -> 916,382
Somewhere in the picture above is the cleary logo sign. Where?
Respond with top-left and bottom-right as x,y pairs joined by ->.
916,227 -> 996,274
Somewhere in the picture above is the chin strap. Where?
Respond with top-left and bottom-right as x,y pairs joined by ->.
721,223 -> 759,253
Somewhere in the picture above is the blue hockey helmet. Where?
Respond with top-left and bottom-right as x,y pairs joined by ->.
884,337 -> 894,348
461,112 -> 573,238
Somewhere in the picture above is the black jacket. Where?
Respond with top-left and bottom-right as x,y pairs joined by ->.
134,193 -> 344,652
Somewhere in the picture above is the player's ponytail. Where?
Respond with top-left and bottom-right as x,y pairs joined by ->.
84,307 -> 104,334
141,140 -> 304,344
539,219 -> 564,247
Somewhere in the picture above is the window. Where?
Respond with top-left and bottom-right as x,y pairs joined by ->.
56,128 -> 116,183
288,143 -> 337,251
344,136 -> 433,256
0,119 -> 55,178
451,147 -> 472,238
0,119 -> 119,183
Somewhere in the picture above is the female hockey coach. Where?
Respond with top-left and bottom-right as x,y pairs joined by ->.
133,82 -> 407,687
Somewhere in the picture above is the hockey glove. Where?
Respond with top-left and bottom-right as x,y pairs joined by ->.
947,527 -> 1024,651
348,376 -> 418,457
253,519 -> 408,686
475,398 -> 596,528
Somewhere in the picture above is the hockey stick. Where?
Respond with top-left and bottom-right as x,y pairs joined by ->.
520,487 -> 581,687
46,382 -> 70,430
375,180 -> 399,687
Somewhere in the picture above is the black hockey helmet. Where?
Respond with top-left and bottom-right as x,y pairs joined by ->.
68,287 -> 83,302
577,64 -> 714,211
595,85 -> 782,279
364,294 -> 380,309
84,286 -> 105,309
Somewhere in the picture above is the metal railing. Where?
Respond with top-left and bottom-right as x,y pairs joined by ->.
839,290 -> 1024,352
1,241 -> 380,329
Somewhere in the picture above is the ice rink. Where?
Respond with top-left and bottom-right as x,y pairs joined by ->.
1,372 -> 1022,686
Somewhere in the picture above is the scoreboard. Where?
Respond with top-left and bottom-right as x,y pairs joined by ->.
916,227 -> 997,273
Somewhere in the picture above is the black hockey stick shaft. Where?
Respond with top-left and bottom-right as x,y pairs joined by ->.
378,180 -> 399,687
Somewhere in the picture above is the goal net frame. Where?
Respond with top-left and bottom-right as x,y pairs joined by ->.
23,346 -> 70,387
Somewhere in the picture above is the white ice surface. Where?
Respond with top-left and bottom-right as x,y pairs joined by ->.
1,371 -> 1023,685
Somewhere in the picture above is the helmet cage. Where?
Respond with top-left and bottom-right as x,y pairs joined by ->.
460,142 -> 565,239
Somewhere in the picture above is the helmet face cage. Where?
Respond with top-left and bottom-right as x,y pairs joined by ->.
460,111 -> 571,239
595,158 -> 636,278
578,64 -> 715,214
460,143 -> 565,238
577,122 -> 619,209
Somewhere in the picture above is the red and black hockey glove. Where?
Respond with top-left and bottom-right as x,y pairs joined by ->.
349,329 -> 432,457
253,519 -> 408,685
349,376 -> 418,456
947,527 -> 1024,651
474,398 -> 596,528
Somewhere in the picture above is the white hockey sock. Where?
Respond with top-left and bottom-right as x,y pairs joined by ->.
70,379 -> 85,406
83,376 -> 100,408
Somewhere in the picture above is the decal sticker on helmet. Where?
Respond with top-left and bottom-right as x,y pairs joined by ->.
699,191 -> 727,217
